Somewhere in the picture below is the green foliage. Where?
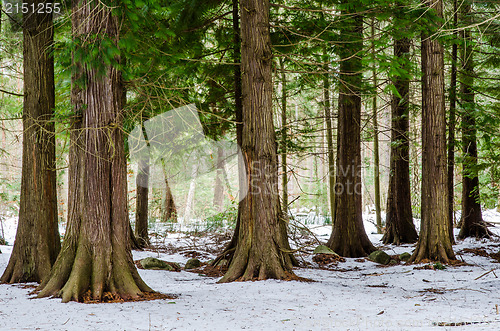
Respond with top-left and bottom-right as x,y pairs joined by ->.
433,262 -> 446,270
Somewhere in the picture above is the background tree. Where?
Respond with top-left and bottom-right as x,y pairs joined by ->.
447,0 -> 458,244
458,0 -> 492,239
326,2 -> 375,257
1,0 -> 60,284
135,122 -> 151,247
382,1 -> 418,245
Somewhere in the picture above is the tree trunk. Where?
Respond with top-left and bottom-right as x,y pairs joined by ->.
323,58 -> 336,225
458,0 -> 491,239
382,35 -> 418,245
183,163 -> 198,224
447,0 -> 458,244
161,162 -> 177,222
370,19 -> 382,234
1,1 -> 61,284
213,146 -> 225,212
218,0 -> 296,282
410,0 -> 455,263
279,58 -> 288,219
37,0 -> 152,302
135,135 -> 150,247
210,0 -> 243,266
326,6 -> 375,257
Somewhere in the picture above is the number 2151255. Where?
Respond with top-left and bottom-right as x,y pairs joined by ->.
5,2 -> 61,14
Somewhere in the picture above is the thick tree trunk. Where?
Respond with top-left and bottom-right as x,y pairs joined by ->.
447,0 -> 458,244
1,1 -> 60,284
382,36 -> 418,245
458,1 -> 491,239
37,0 -> 152,302
218,0 -> 296,282
326,7 -> 375,257
410,0 -> 455,263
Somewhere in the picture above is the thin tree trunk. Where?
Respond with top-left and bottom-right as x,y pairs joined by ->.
279,58 -> 288,219
218,0 -> 296,282
371,19 -> 382,234
1,1 -> 60,283
326,5 -> 375,257
213,146 -> 225,212
135,125 -> 150,247
382,17 -> 418,244
410,0 -> 455,263
161,160 -> 177,222
37,0 -> 152,302
323,53 -> 336,225
183,163 -> 198,224
458,0 -> 491,239
447,0 -> 458,244
210,0 -> 243,266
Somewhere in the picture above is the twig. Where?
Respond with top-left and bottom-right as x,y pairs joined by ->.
475,268 -> 497,280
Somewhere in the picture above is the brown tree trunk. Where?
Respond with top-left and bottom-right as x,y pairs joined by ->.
209,0 -> 243,267
326,5 -> 375,257
279,59 -> 288,219
410,0 -> 455,263
447,0 -> 458,244
322,48 -> 336,224
371,19 -> 382,234
213,146 -> 225,212
37,0 -> 152,302
218,0 -> 296,282
1,1 -> 61,284
458,0 -> 491,239
382,36 -> 418,245
161,163 -> 177,222
135,140 -> 150,247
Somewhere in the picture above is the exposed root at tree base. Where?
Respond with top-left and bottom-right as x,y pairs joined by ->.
410,259 -> 465,268
81,291 -> 177,304
186,264 -> 228,278
232,271 -> 313,283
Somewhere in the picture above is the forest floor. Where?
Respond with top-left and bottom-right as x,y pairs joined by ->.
1,212 -> 500,330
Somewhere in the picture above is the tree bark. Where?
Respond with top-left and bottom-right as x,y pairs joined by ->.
371,19 -> 382,234
410,0 -> 455,263
135,130 -> 150,247
161,162 -> 177,222
279,58 -> 288,219
382,35 -> 418,245
213,146 -> 225,212
218,0 -> 296,282
323,49 -> 336,224
183,163 -> 198,224
326,6 -> 375,257
210,0 -> 243,266
458,0 -> 491,239
447,0 -> 458,244
1,1 -> 61,284
37,0 -> 152,302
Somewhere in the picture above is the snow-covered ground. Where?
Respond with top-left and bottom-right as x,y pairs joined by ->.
1,213 -> 500,330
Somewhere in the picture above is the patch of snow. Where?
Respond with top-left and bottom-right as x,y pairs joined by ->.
1,215 -> 500,329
